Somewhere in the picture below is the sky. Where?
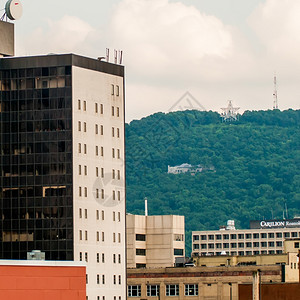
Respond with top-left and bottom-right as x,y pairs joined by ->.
9,0 -> 300,121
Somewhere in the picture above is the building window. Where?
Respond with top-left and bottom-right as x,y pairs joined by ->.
113,254 -> 116,263
95,124 -> 98,134
83,100 -> 86,111
245,234 -> 252,239
276,241 -> 283,247
96,167 -> 99,177
97,231 -> 100,241
113,233 -> 116,243
100,125 -> 103,135
174,249 -> 184,256
268,233 -> 275,238
96,210 -> 99,220
78,99 -> 81,110
84,187 -> 87,197
102,232 -> 105,241
112,148 -> 115,158
79,165 -> 82,175
253,242 -> 259,248
284,232 -> 290,238
101,189 -> 104,199
95,103 -> 98,113
118,212 -> 120,222
276,232 -> 282,238
261,242 -> 267,247
102,253 -> 105,263
111,84 -> 114,95
147,285 -> 160,297
78,143 -> 81,153
230,234 -> 236,240
113,275 -> 116,285
97,253 -> 100,263
84,165 -> 87,175
100,104 -> 103,114
292,232 -> 298,238
230,243 -> 237,249
84,144 -> 87,154
117,128 -> 120,138
79,252 -> 82,261
79,208 -> 82,218
78,121 -> 81,131
253,233 -> 259,239
295,242 -> 300,249
185,284 -> 198,296
85,231 -> 88,241
246,242 -> 252,248
101,168 -> 104,178
102,210 -> 105,220
96,189 -> 99,199
117,170 -> 120,180
261,233 -> 267,239
112,127 -> 115,137
101,146 -> 104,156
238,242 -> 244,248
84,122 -> 86,132
117,107 -> 120,117
97,274 -> 100,284
118,275 -> 121,285
113,211 -> 116,221
84,209 -> 87,219
118,254 -> 121,263
112,169 -> 115,179
223,234 -> 229,240
193,235 -> 199,241
136,234 -> 146,241
85,252 -> 88,262
238,234 -> 244,239
128,285 -> 141,297
268,242 -> 275,247
112,106 -> 114,116
102,275 -> 105,284
166,285 -> 179,296
118,191 -> 121,201
116,85 -> 120,96
136,249 -> 146,256
118,233 -> 121,243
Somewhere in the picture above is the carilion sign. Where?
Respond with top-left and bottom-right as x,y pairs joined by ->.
250,219 -> 300,229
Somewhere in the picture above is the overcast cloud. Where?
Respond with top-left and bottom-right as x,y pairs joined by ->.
16,0 -> 300,121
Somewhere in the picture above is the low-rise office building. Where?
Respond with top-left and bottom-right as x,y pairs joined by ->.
192,219 -> 300,257
127,264 -> 283,300
126,214 -> 185,268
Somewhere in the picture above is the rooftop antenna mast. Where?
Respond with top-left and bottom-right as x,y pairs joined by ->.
273,75 -> 278,109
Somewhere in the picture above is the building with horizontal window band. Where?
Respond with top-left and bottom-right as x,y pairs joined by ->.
0,53 -> 126,300
126,214 -> 185,268
192,219 -> 300,257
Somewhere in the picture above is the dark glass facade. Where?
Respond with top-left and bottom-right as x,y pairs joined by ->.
0,60 -> 73,260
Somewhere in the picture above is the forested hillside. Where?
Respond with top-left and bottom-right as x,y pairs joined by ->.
125,109 -> 300,255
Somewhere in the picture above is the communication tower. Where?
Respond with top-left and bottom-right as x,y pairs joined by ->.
221,100 -> 240,122
273,75 -> 278,109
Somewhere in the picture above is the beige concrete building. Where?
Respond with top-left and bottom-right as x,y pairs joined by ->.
192,239 -> 299,283
192,219 -> 300,257
127,264 -> 283,300
127,214 -> 185,268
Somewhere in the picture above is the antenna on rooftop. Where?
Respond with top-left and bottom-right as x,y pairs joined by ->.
273,74 -> 278,109
106,48 -> 110,62
1,0 -> 23,21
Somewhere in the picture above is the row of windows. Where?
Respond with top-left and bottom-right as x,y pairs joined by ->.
193,231 -> 298,241
78,187 -> 122,199
78,99 -> 104,114
128,284 -> 198,297
78,143 -> 122,159
79,252 -> 122,264
197,250 -> 283,256
79,230 -> 122,243
111,84 -> 121,96
79,209 -> 121,222
194,241 -> 283,250
86,273 -> 122,285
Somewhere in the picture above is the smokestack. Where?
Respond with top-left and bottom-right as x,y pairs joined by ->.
145,198 -> 148,216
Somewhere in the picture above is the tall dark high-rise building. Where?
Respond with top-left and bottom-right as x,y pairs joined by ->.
0,54 -> 126,299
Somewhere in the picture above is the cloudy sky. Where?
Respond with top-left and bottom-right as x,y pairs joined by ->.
13,0 -> 300,121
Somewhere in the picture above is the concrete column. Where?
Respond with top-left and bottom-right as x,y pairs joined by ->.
252,270 -> 260,300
